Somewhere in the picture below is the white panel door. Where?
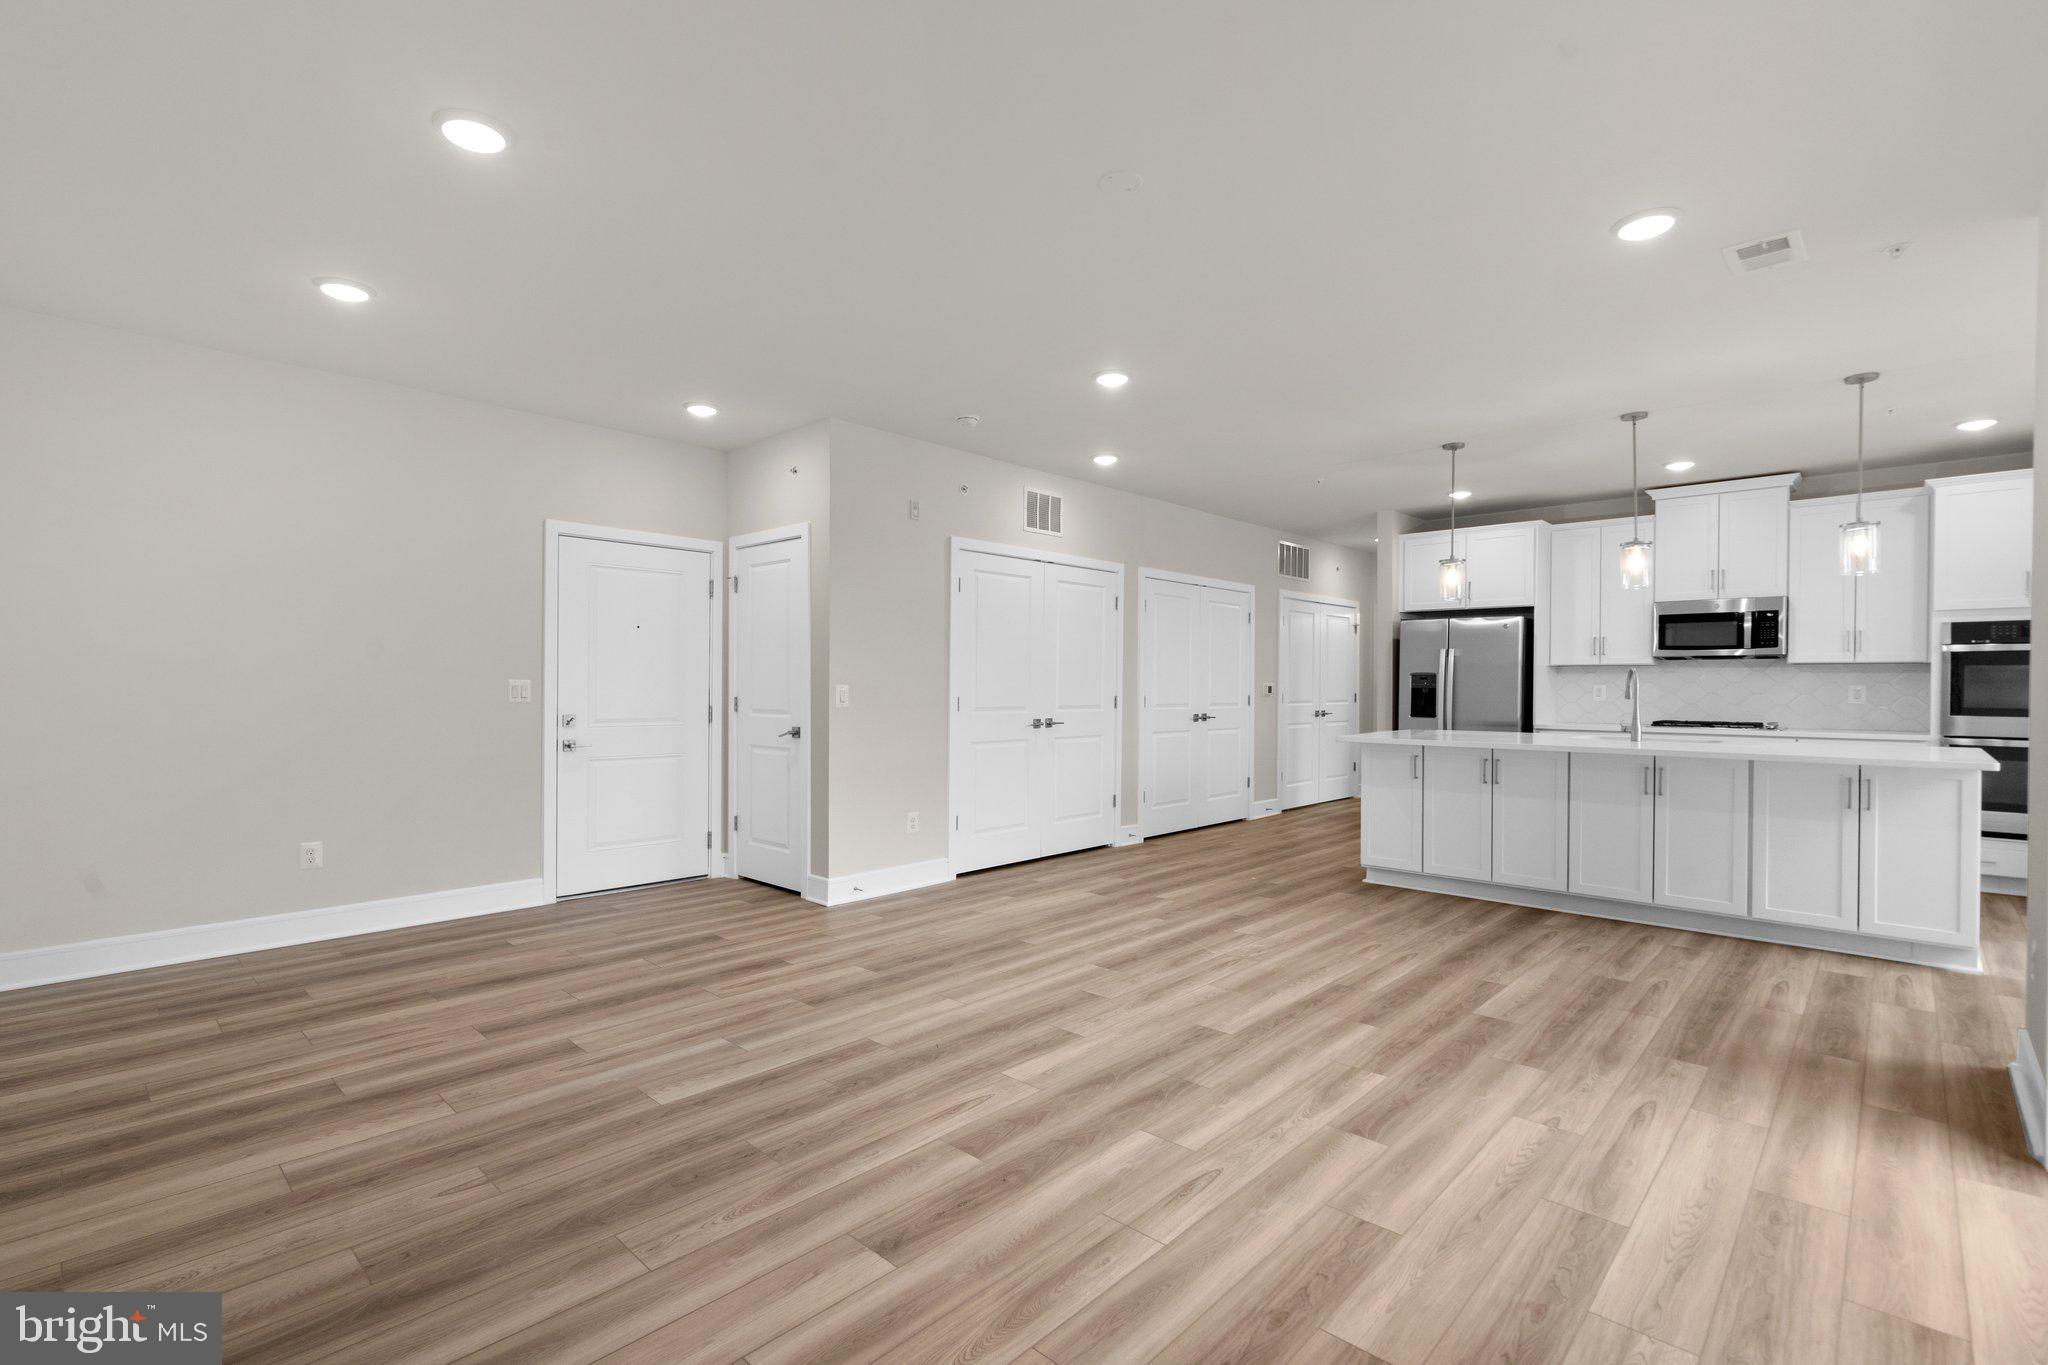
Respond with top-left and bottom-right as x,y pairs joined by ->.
1140,576 -> 1202,834
1930,474 -> 2032,612
1491,749 -> 1568,892
1423,746 -> 1492,880
1277,595 -> 1321,808
1312,600 -> 1361,802
1652,757 -> 1750,917
731,534 -> 808,893
1718,487 -> 1789,598
1401,531 -> 1453,611
1598,518 -> 1657,663
1653,496 -> 1720,601
1038,560 -> 1120,856
1193,585 -> 1253,826
1859,768 -> 1977,947
1549,525 -> 1601,666
1788,500 -> 1856,663
1853,491 -> 1929,662
1568,753 -> 1654,903
556,536 -> 712,896
953,550 -> 1044,872
1460,524 -> 1537,608
1751,761 -> 1858,929
1361,745 -> 1422,871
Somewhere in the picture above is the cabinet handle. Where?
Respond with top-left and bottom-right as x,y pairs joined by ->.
1411,753 -> 1420,780
1863,776 -> 1874,811
1842,629 -> 1849,653
1856,628 -> 1864,653
1642,766 -> 1651,796
1480,756 -> 1490,784
1592,634 -> 1599,657
1844,775 -> 1854,809
1655,765 -> 1665,796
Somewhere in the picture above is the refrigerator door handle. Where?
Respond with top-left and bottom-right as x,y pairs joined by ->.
1442,648 -> 1456,731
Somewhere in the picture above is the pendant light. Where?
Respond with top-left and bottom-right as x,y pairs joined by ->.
1839,372 -> 1881,576
1618,411 -> 1652,589
1438,441 -> 1468,602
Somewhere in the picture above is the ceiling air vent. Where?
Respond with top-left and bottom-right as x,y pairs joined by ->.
1722,229 -> 1808,275
1278,541 -> 1311,580
1024,487 -> 1063,536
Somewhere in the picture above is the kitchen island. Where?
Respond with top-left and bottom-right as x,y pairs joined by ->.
1343,728 -> 1999,970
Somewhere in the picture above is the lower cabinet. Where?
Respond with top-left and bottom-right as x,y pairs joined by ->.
1751,761 -> 1978,948
1423,747 -> 1494,880
1567,753 -> 1655,904
1652,757 -> 1750,917
1360,744 -> 1422,872
1492,749 -> 1569,891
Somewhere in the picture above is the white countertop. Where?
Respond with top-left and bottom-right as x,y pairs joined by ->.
1343,728 -> 1996,771
1535,723 -> 1933,743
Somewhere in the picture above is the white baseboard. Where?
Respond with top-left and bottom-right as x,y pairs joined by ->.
1984,874 -> 2027,896
1249,799 -> 1281,820
810,858 -> 954,908
1116,825 -> 1144,847
2013,1029 -> 2047,1164
0,878 -> 553,994
713,851 -> 733,878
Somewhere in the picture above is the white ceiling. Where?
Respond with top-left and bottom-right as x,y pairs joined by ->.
3,1 -> 2043,545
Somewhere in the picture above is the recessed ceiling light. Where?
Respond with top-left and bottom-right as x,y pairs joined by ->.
1956,418 -> 1998,432
435,111 -> 509,154
1093,370 -> 1130,390
1449,489 -> 1472,501
313,277 -> 374,303
1613,208 -> 1680,242
1664,459 -> 1696,472
1093,453 -> 1118,467
685,403 -> 718,418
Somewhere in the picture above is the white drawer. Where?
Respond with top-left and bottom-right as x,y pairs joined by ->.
1980,837 -> 2027,880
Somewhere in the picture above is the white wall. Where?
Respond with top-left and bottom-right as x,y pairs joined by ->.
0,308 -> 725,954
2028,188 -> 2047,1106
822,420 -> 1373,877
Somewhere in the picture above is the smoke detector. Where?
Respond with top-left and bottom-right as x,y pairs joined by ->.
955,414 -> 981,428
1721,230 -> 1809,274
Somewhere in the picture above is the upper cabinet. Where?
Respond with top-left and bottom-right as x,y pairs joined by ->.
1397,521 -> 1549,613
1788,490 -> 1929,663
1647,475 -> 1797,602
1929,470 -> 2033,613
1549,517 -> 1656,665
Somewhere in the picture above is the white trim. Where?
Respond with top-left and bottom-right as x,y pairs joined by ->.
1647,471 -> 1802,500
1364,867 -> 1984,973
1250,798 -> 1282,820
727,523 -> 813,893
1116,825 -> 1144,846
811,858 -> 955,907
1137,567 -> 1256,840
543,520 -> 724,902
1277,589 -> 1364,811
948,538 -> 1126,877
0,880 -> 552,993
2012,1030 -> 2047,1163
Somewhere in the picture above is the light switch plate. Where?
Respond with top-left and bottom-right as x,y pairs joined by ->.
1847,685 -> 1867,704
299,841 -> 324,869
508,679 -> 532,703
835,684 -> 850,709
1593,684 -> 1608,701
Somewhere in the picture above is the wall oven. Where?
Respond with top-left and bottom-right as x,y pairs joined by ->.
1940,619 -> 2028,740
1653,597 -> 1786,659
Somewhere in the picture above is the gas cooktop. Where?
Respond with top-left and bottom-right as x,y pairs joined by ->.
1649,719 -> 1781,731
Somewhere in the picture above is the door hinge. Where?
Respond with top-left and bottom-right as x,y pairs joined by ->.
956,576 -> 962,592
1113,695 -> 1119,709
1115,595 -> 1120,610
732,814 -> 738,831
730,574 -> 739,593
707,703 -> 712,723
1246,611 -> 1251,623
1246,777 -> 1250,788
1112,793 -> 1117,807
706,831 -> 712,848
954,814 -> 960,830
708,578 -> 715,598
733,696 -> 740,712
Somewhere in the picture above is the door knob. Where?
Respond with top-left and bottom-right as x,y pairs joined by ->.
1043,718 -> 1066,726
561,740 -> 582,752
1030,718 -> 1045,729
778,726 -> 802,739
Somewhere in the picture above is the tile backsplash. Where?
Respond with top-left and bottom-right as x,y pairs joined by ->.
1546,661 -> 1932,733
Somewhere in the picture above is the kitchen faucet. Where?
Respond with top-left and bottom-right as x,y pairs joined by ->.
1624,667 -> 1642,742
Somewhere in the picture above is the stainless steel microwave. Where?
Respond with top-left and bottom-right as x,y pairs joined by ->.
1653,596 -> 1787,659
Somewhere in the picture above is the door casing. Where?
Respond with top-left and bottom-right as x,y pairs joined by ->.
728,524 -> 812,894
1277,588 -> 1361,808
542,519 -> 725,902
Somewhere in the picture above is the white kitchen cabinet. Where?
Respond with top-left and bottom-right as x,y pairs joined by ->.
1929,470 -> 2033,613
1567,753 -> 1654,904
1653,757 -> 1750,917
1751,761 -> 1860,929
1491,749 -> 1569,891
1859,766 -> 1977,947
1398,522 -> 1547,612
1423,746 -> 1493,880
1648,476 -> 1796,602
1789,491 -> 1930,664
1360,744 -> 1422,871
1549,518 -> 1656,665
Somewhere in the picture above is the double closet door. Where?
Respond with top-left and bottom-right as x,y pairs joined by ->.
1140,573 -> 1253,836
950,545 -> 1122,873
1279,594 -> 1361,808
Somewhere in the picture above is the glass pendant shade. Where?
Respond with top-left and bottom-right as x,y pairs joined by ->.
1438,554 -> 1468,602
1839,519 -> 1880,576
1618,537 -> 1652,590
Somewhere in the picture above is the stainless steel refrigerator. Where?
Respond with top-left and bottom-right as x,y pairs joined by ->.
1396,612 -> 1532,733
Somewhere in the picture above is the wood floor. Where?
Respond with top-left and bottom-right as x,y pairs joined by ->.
3,801 -> 2043,1364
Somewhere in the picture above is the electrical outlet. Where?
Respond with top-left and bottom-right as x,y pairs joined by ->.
1593,684 -> 1608,701
299,841 -> 324,869
1847,685 -> 1867,705
906,811 -> 920,834
835,684 -> 850,709
908,498 -> 921,521
508,679 -> 532,703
